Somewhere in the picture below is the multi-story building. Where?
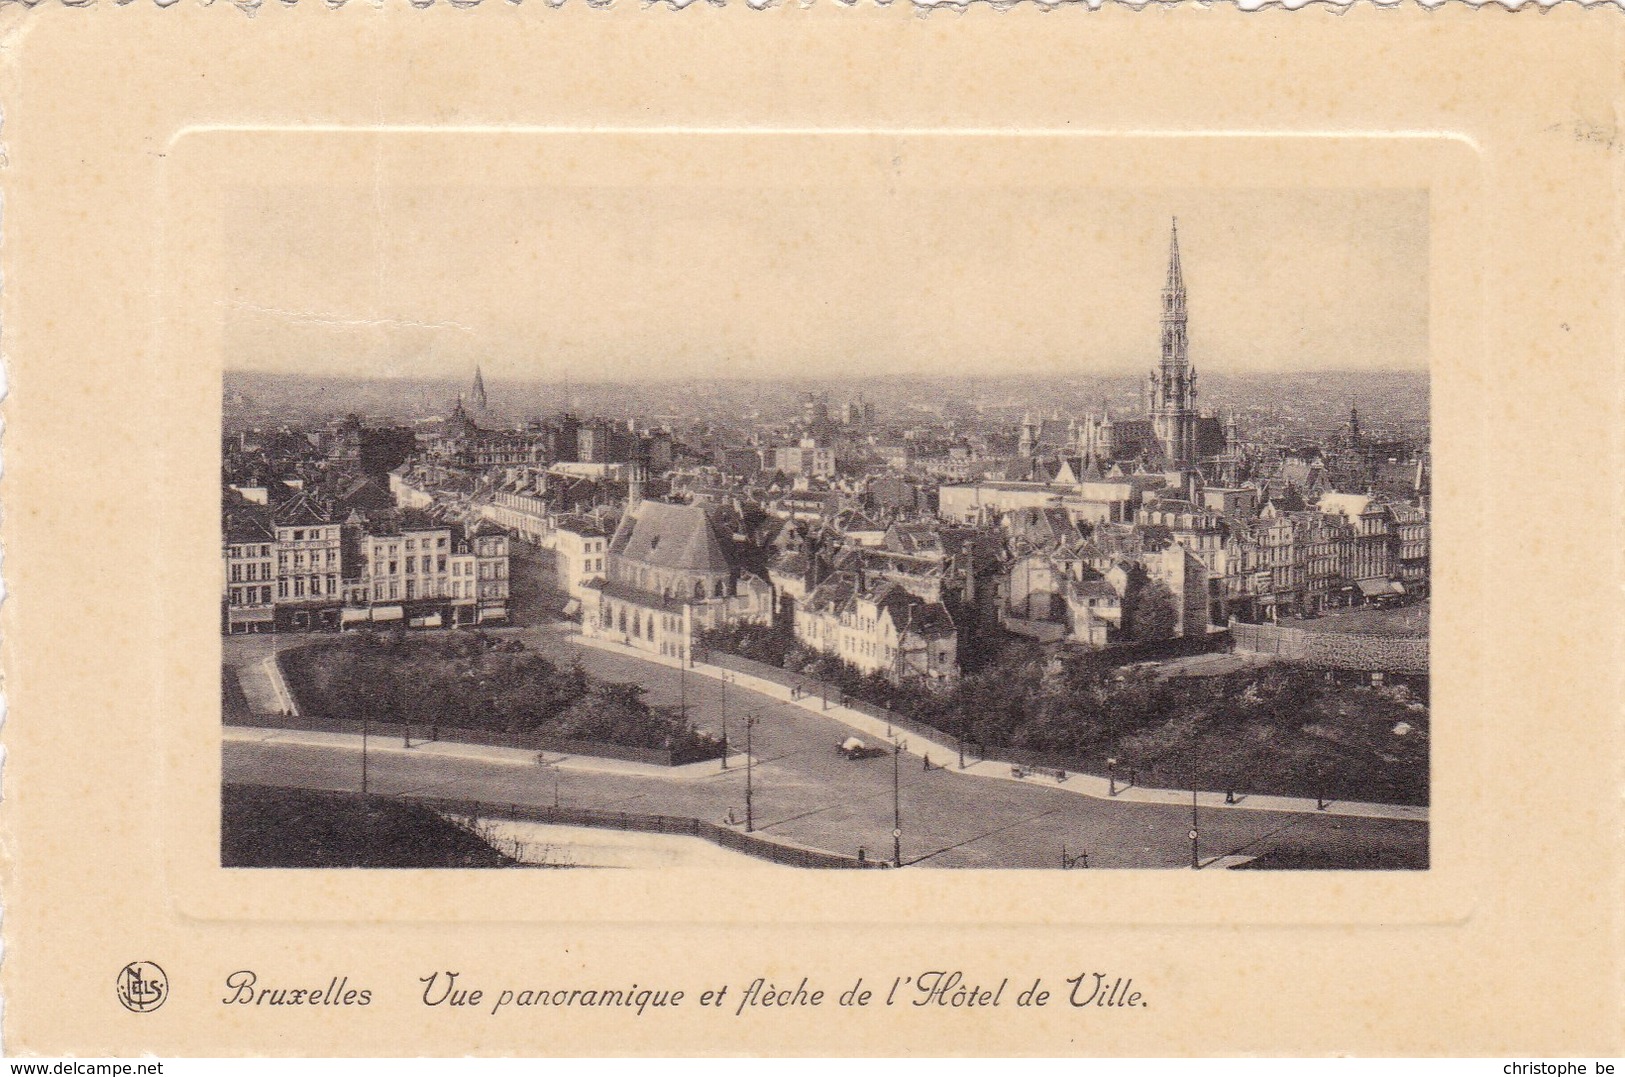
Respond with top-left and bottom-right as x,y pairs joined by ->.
1256,506 -> 1301,615
223,509 -> 277,634
421,399 -> 547,468
1142,543 -> 1213,639
272,495 -> 345,630
553,515 -> 610,608
1318,492 -> 1398,601
937,475 -> 1147,527
324,414 -> 418,476
576,418 -> 640,465
795,573 -> 959,686
769,437 -> 836,479
585,501 -> 772,661
220,475 -> 519,634
1063,576 -> 1123,648
342,514 -> 509,628
1137,496 -> 1226,559
470,521 -> 512,624
1292,510 -> 1349,615
480,478 -> 553,545
1204,491 -> 1425,623
346,518 -> 464,628
1391,505 -> 1430,598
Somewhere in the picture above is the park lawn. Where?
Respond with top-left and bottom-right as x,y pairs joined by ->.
1108,687 -> 1431,806
279,631 -> 720,760
704,622 -> 1432,806
221,784 -> 525,868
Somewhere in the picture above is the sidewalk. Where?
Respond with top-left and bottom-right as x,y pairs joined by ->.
569,629 -> 1429,824
223,726 -> 751,782
233,653 -> 297,716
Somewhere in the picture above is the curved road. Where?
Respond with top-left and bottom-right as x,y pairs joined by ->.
223,628 -> 1427,870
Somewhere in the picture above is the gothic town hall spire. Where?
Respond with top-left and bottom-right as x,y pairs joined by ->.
1148,217 -> 1198,467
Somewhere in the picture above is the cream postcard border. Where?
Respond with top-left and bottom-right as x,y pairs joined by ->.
2,4 -> 1617,1057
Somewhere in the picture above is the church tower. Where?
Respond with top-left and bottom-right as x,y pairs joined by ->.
1147,219 -> 1199,467
627,456 -> 648,511
469,365 -> 489,416
1018,411 -> 1039,459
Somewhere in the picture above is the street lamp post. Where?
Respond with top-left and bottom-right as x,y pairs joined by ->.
1190,746 -> 1200,870
892,737 -> 907,868
720,673 -> 729,769
744,715 -> 759,832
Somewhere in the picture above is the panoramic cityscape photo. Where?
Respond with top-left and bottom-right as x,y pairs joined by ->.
220,190 -> 1430,871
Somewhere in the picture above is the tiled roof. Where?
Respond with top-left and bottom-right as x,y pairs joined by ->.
224,511 -> 274,545
768,550 -> 810,578
593,578 -> 687,611
610,501 -> 737,574
272,493 -> 331,528
554,513 -> 608,539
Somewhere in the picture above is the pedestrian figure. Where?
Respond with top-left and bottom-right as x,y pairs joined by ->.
923,753 -> 930,771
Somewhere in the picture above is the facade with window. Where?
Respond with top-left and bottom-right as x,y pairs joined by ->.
223,512 -> 278,633
471,522 -> 512,623
271,496 -> 346,630
343,516 -> 506,628
554,515 -> 609,608
584,501 -> 771,659
794,573 -> 959,686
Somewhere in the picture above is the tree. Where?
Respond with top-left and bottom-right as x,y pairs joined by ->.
1138,524 -> 1175,553
1125,574 -> 1178,641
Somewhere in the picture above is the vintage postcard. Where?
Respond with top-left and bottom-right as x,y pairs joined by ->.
1,3 -> 1620,1060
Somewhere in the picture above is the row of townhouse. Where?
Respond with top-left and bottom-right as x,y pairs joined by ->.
793,573 -> 960,687
1205,493 -> 1429,622
340,518 -> 510,629
479,486 -> 555,545
222,491 -> 511,633
991,485 -> 1430,648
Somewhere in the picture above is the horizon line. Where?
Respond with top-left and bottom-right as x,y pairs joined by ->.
223,366 -> 1431,383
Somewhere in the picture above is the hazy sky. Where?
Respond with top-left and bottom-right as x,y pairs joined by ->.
224,181 -> 1428,383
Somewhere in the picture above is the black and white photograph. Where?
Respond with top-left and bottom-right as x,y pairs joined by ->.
11,7 -> 1625,1064
219,178 -> 1431,872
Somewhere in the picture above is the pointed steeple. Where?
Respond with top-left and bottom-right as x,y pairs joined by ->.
470,364 -> 489,412
1165,216 -> 1184,293
1151,216 -> 1196,467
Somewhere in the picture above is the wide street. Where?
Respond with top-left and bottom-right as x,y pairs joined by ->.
222,626 -> 1428,869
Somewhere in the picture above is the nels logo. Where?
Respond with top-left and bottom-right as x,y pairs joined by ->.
116,961 -> 169,1013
